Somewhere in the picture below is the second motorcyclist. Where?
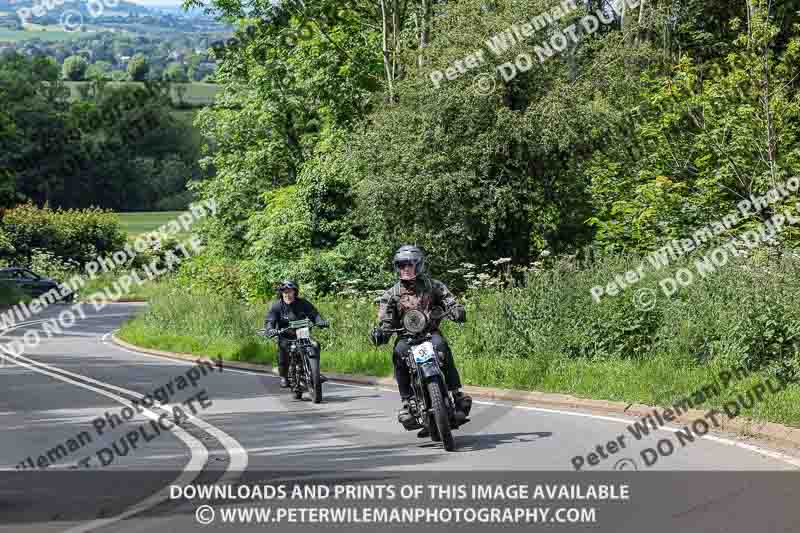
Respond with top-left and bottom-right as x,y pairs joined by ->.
264,280 -> 329,387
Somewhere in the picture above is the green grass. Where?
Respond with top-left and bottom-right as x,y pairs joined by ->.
117,253 -> 800,431
78,271 -> 172,302
0,28 -> 92,42
0,282 -> 32,306
117,211 -> 190,239
64,81 -> 219,106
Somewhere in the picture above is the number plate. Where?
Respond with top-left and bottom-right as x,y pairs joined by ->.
412,342 -> 435,363
296,327 -> 310,339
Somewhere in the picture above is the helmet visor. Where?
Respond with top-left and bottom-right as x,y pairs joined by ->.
394,257 -> 420,280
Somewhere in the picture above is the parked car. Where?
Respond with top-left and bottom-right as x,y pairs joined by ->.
0,268 -> 75,303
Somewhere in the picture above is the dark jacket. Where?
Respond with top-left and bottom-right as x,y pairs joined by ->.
264,297 -> 325,339
377,276 -> 464,332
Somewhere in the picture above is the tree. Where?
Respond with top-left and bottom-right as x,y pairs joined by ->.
62,55 -> 88,81
127,53 -> 149,81
164,62 -> 189,82
86,61 -> 111,81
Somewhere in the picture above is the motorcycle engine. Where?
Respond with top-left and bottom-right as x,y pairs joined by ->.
403,309 -> 427,334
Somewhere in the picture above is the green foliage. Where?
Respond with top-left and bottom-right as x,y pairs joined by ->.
587,9 -> 800,252
164,63 -> 189,82
0,280 -> 30,306
0,53 -> 204,211
121,251 -> 800,426
175,253 -> 255,301
1,202 -> 126,267
127,53 -> 149,81
62,55 -> 88,81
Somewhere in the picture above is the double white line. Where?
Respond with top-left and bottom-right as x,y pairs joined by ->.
0,315 -> 248,532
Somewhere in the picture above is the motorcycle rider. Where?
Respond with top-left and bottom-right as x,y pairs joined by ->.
370,245 -> 473,435
264,280 -> 329,388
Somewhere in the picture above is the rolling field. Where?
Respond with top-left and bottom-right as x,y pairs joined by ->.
65,81 -> 218,106
0,27 -> 93,42
117,211 -> 191,239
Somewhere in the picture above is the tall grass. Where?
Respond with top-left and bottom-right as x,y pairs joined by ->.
0,282 -> 31,306
118,252 -> 800,427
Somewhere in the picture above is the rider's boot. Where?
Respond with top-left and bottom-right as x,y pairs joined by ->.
452,390 -> 472,425
280,377 -> 289,388
398,399 -> 420,430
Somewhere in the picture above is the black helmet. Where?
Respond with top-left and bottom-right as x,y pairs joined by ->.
393,245 -> 425,280
278,280 -> 299,294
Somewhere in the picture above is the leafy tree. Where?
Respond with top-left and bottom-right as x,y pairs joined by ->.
127,53 -> 149,81
164,62 -> 189,82
86,60 -> 112,81
62,55 -> 88,81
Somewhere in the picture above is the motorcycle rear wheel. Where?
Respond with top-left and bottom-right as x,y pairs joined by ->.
427,382 -> 455,451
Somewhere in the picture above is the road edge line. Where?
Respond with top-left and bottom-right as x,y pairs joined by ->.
110,332 -> 800,459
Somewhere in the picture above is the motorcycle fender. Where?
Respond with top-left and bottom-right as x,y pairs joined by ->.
419,362 -> 440,379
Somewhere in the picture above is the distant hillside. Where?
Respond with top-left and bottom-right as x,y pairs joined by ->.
0,0 -> 228,38
0,0 -> 155,17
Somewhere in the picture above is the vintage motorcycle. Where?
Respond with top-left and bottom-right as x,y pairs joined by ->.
386,307 -> 468,452
257,318 -> 325,403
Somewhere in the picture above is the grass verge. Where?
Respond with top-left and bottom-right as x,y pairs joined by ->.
117,254 -> 800,428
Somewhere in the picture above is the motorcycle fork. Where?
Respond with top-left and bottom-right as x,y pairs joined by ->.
289,349 -> 303,391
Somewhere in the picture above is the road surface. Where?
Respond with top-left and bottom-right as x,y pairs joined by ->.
1,304 -> 798,533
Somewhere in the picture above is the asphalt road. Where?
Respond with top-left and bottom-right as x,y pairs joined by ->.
1,304 -> 799,533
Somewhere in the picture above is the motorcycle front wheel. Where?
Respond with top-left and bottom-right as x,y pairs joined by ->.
427,382 -> 455,451
290,362 -> 302,400
308,357 -> 322,404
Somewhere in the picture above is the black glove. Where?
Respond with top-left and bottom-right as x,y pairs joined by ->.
450,305 -> 466,323
370,327 -> 389,346
316,319 -> 330,328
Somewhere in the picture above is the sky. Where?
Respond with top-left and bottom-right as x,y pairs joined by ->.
126,0 -> 184,6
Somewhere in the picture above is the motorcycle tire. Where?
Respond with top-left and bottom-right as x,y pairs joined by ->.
309,357 -> 322,404
427,382 -> 455,451
429,423 -> 441,442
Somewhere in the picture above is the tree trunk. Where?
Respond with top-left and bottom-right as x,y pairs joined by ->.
634,0 -> 646,47
418,0 -> 431,68
380,0 -> 395,102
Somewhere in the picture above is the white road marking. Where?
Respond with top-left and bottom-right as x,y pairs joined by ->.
0,316 -> 249,532
108,333 -> 800,469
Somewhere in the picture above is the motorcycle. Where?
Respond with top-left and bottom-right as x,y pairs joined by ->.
257,318 -> 325,403
385,306 -> 468,452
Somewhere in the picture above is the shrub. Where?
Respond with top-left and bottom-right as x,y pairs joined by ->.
1,202 -> 126,268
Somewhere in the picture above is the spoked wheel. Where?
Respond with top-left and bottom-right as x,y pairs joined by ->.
290,365 -> 302,400
427,382 -> 455,451
309,357 -> 322,404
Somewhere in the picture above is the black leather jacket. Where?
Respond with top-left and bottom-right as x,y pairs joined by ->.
264,298 -> 325,339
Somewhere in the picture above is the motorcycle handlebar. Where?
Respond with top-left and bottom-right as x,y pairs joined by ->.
257,321 -> 328,339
